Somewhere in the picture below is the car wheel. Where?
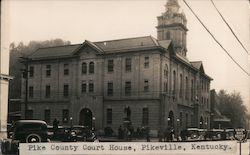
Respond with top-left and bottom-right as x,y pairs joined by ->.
26,134 -> 41,143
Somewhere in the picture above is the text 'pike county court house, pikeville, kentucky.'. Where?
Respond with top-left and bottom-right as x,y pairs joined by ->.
20,0 -> 212,135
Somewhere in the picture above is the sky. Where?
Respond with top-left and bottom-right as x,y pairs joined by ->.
3,0 -> 250,110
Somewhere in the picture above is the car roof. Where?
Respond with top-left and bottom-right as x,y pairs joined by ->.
15,120 -> 47,125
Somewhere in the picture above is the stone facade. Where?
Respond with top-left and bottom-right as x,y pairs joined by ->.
21,0 -> 212,135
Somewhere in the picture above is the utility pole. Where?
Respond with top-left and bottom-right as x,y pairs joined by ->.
20,57 -> 31,119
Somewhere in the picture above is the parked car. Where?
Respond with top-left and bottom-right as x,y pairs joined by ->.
186,128 -> 205,141
11,120 -> 49,143
71,125 -> 96,142
52,125 -> 77,142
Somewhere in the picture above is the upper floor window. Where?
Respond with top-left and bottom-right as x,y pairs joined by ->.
191,79 -> 194,100
107,82 -> 113,96
63,84 -> 69,97
166,31 -> 171,40
108,59 -> 114,72
144,80 -> 149,92
173,71 -> 176,94
164,64 -> 168,78
179,74 -> 183,98
125,81 -> 131,96
82,62 -> 87,74
45,85 -> 51,98
89,81 -> 94,93
144,56 -> 149,68
46,65 -> 51,77
81,81 -> 87,93
125,58 -> 131,72
89,62 -> 94,74
29,86 -> 34,98
29,66 -> 34,78
64,64 -> 69,75
142,107 -> 149,125
185,77 -> 188,100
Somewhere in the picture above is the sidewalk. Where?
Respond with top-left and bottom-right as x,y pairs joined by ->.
98,136 -> 160,142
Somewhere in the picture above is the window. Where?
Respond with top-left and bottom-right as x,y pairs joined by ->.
144,56 -> 149,68
29,66 -> 34,77
82,62 -> 87,74
46,65 -> 51,77
173,71 -> 176,94
62,109 -> 69,123
89,62 -> 94,74
180,112 -> 183,127
64,64 -> 69,75
186,113 -> 188,127
125,81 -> 131,96
63,84 -> 69,97
144,80 -> 149,92
166,31 -> 171,40
142,108 -> 149,125
191,79 -> 194,100
29,86 -> 34,98
81,82 -> 87,93
185,77 -> 188,100
44,109 -> 50,123
125,58 -> 131,72
164,64 -> 168,78
107,82 -> 113,96
179,74 -> 183,98
45,85 -> 50,98
207,99 -> 209,108
89,81 -> 94,93
107,109 -> 112,124
26,110 -> 33,119
108,59 -> 114,72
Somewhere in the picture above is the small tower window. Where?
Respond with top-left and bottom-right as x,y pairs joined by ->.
166,31 -> 171,40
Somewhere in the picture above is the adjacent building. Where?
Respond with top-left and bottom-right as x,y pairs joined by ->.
21,0 -> 212,134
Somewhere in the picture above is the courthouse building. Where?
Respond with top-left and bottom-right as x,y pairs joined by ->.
21,0 -> 212,134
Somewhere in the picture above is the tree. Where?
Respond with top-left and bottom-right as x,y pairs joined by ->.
216,90 -> 248,128
9,39 -> 71,99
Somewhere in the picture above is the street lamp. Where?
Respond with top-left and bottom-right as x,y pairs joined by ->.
70,117 -> 73,128
92,117 -> 96,131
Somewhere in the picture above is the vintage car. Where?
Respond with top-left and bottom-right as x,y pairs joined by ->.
71,125 -> 96,142
50,125 -> 77,142
11,120 -> 49,143
186,128 -> 206,141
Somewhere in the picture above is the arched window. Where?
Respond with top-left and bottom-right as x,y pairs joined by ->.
89,62 -> 94,74
82,62 -> 87,74
185,77 -> 188,100
173,71 -> 176,95
179,74 -> 183,98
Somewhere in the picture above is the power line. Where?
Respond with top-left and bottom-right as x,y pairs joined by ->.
182,0 -> 250,77
210,0 -> 250,55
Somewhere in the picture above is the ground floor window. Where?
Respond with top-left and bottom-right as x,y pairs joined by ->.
26,110 -> 33,119
62,109 -> 69,123
107,108 -> 112,125
142,108 -> 149,125
44,109 -> 51,124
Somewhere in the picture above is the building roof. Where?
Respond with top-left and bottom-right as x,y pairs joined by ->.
28,36 -> 170,59
94,36 -> 160,53
29,44 -> 81,59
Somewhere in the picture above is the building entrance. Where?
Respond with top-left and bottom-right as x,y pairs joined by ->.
79,108 -> 92,128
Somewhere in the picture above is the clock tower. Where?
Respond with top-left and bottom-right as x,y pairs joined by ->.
157,0 -> 188,57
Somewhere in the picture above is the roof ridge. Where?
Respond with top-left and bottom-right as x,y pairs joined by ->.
94,35 -> 152,43
37,43 -> 81,50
